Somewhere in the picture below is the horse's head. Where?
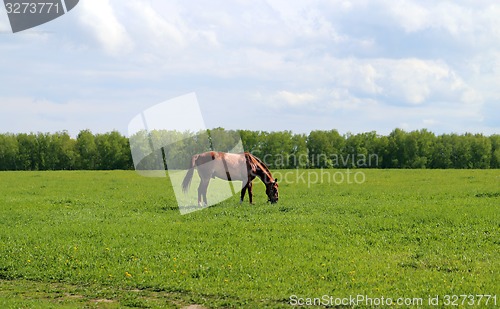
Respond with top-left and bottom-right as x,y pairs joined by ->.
266,179 -> 279,204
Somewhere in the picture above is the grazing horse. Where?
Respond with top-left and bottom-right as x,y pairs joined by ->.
181,151 -> 279,206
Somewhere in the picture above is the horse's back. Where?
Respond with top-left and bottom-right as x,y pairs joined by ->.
194,152 -> 247,181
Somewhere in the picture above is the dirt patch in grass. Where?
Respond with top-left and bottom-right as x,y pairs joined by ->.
0,279 -> 207,308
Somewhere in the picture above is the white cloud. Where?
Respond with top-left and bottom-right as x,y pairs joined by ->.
126,1 -> 187,50
467,50 -> 500,101
373,58 -> 477,105
324,58 -> 383,96
300,56 -> 478,107
251,54 -> 484,134
386,0 -> 430,33
385,0 -> 500,44
0,96 -> 137,136
0,0 -> 498,136
267,0 -> 345,43
274,90 -> 317,106
0,7 -> 11,33
78,0 -> 133,55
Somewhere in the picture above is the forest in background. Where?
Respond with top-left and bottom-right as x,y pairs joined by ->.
0,128 -> 498,171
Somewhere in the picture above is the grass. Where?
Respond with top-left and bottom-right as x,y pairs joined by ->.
0,169 -> 499,308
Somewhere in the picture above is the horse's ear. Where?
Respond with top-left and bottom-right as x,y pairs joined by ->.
275,179 -> 278,183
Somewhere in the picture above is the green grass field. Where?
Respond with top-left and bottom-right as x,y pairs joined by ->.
0,170 -> 499,308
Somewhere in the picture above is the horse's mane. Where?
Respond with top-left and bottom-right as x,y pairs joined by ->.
246,152 -> 274,182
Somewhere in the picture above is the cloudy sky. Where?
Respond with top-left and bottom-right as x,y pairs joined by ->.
0,0 -> 499,136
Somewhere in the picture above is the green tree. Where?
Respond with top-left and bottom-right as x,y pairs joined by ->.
50,131 -> 77,170
450,134 -> 472,168
290,133 -> 308,168
307,130 -> 343,168
208,128 -> 241,153
76,129 -> 97,170
406,129 -> 435,168
239,130 -> 262,155
469,133 -> 491,169
0,133 -> 19,170
130,129 -> 164,171
35,132 -> 51,170
371,134 -> 388,168
95,131 -> 132,170
431,134 -> 453,168
490,134 -> 500,168
260,131 -> 294,168
16,133 -> 38,170
343,132 -> 369,167
386,128 -> 406,168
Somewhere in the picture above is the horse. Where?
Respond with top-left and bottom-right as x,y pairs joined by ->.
181,151 -> 279,206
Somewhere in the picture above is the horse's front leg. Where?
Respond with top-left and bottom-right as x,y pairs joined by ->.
240,186 -> 246,204
247,181 -> 254,204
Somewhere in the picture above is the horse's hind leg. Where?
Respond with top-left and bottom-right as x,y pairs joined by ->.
198,178 -> 210,207
241,177 -> 255,205
247,181 -> 254,204
240,183 -> 247,204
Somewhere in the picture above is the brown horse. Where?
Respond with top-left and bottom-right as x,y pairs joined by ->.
182,151 -> 278,206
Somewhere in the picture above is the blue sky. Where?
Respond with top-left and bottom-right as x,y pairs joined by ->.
0,0 -> 499,136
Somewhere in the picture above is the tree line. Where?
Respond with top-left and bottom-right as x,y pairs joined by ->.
0,130 -> 131,171
0,128 -> 498,171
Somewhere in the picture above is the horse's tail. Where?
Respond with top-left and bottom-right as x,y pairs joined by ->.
182,155 -> 198,193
